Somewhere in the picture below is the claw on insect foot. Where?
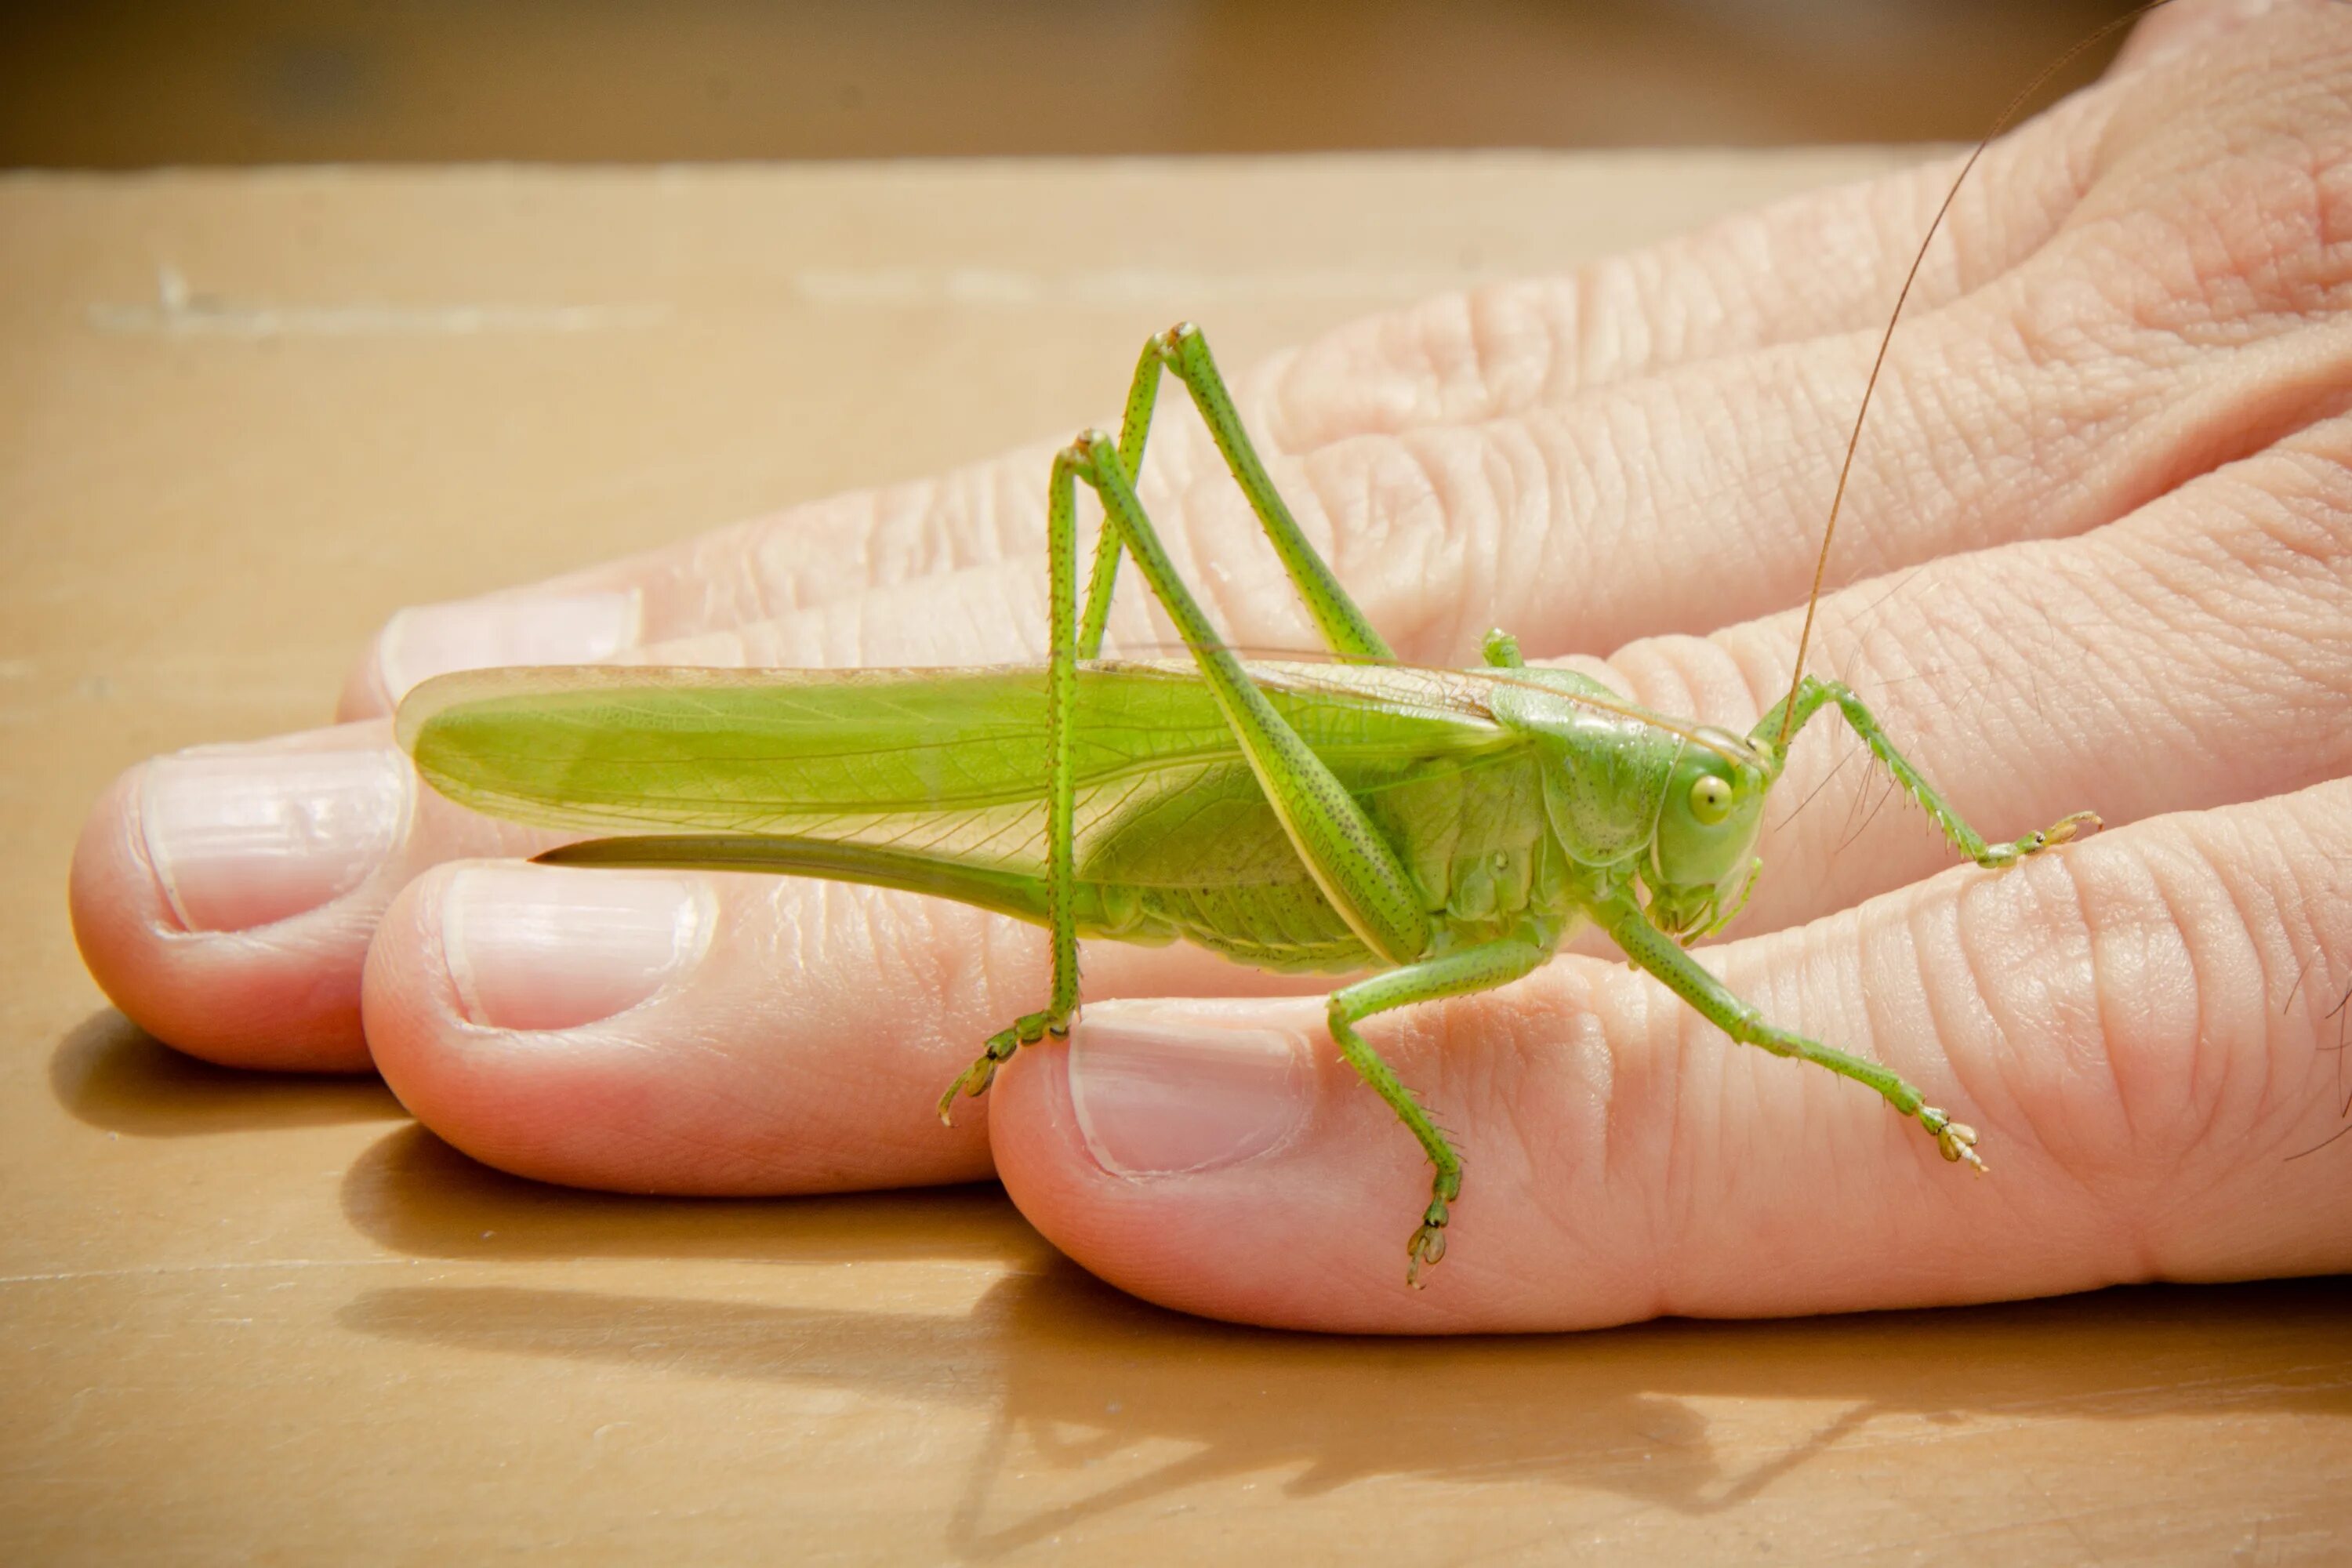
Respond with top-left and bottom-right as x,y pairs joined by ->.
1922,1108 -> 1988,1174
936,1015 -> 1047,1125
935,1058 -> 999,1126
2042,810 -> 2102,848
1404,1192 -> 1454,1288
1978,809 -> 2101,869
1405,1225 -> 1446,1289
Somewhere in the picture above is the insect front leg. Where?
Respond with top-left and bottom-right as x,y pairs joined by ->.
1754,676 -> 2098,866
1593,885 -> 1987,1173
1327,931 -> 1556,1286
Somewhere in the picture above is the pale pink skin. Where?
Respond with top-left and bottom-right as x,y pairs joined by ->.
71,0 -> 2352,1330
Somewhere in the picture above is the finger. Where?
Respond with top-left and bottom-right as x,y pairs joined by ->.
77,385 -> 2348,1079
1610,409 -> 2352,940
1243,89 -> 2113,449
494,136 -> 2345,698
987,776 -> 2352,1331
642,401 -> 2352,972
383,15 -> 2348,700
67,723 -> 559,1070
333,80 -> 2131,718
360,862 -> 1320,1191
68,697 -> 1323,1073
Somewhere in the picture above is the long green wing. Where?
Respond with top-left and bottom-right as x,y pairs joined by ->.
396,660 -> 1512,881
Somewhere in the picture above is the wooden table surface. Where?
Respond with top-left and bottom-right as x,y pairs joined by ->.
4,151 -> 2347,1564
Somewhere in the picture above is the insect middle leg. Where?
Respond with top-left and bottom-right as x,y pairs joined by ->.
1327,931 -> 1554,1286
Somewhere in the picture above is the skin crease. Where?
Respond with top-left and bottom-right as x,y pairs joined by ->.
68,0 -> 2352,1330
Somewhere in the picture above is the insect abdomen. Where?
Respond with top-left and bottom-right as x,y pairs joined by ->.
1129,882 -> 1372,972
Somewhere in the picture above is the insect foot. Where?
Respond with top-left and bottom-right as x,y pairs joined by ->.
935,1010 -> 1063,1126
934,1051 -> 998,1126
1404,1170 -> 1465,1289
1920,1107 -> 1989,1176
1976,809 -> 2103,869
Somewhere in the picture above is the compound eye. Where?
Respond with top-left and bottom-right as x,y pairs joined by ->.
1689,774 -> 1734,826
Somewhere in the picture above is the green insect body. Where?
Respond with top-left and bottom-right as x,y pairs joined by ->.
400,324 -> 2095,1284
408,658 -> 1717,971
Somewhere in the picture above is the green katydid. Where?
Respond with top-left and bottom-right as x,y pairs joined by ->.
395,12 -> 2165,1288
398,307 -> 2094,1284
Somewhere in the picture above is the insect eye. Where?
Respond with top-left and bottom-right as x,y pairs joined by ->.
1689,775 -> 1734,826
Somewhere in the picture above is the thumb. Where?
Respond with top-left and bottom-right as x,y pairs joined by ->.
985,781 -> 2352,1333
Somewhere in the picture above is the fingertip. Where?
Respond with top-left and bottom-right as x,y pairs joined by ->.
70,760 -> 376,1073
987,1031 -> 1265,1323
988,998 -> 1462,1331
363,862 -> 1004,1196
362,860 -> 721,1189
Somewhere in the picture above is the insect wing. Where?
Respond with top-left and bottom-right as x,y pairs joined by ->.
396,661 -> 1508,876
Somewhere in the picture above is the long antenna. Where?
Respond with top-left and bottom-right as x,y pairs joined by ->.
1777,0 -> 2173,751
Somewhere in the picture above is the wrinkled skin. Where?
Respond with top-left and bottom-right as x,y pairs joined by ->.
71,0 -> 2352,1331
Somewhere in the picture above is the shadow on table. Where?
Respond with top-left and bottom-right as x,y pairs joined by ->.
343,1120 -> 1045,1269
49,1008 -> 407,1135
334,1121 -> 2352,1559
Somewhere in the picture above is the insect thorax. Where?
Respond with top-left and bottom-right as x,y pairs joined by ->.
1483,673 -> 1682,872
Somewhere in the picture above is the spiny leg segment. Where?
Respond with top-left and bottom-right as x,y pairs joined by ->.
1609,676 -> 2097,1164
1592,886 -> 1987,1171
942,325 -> 1440,1131
1753,676 -> 2099,866
944,325 -> 1573,1285
1076,325 -> 1394,663
1328,931 -> 1554,1285
934,441 -> 1086,1120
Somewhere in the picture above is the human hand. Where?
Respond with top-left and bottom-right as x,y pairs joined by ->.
71,0 -> 2352,1330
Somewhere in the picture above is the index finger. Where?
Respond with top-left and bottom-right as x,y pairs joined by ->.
336,109 -> 2118,717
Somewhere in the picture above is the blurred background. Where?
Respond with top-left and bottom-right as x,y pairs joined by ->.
1,0 -> 2141,167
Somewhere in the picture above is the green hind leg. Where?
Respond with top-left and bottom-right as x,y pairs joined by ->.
1328,933 -> 1555,1285
1754,676 -> 2099,866
1593,885 -> 1987,1172
944,328 -> 1430,1118
1069,432 -> 1435,966
1077,324 -> 1393,662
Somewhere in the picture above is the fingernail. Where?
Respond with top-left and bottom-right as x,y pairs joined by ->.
376,590 -> 641,701
1068,1002 -> 1312,1175
140,744 -> 411,931
441,866 -> 708,1032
